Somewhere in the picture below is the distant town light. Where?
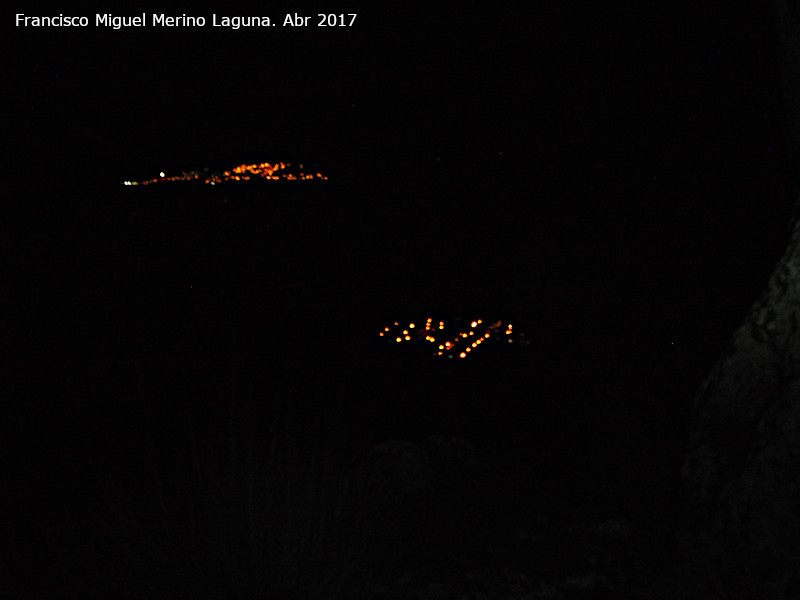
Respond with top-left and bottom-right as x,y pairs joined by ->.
380,316 -> 527,360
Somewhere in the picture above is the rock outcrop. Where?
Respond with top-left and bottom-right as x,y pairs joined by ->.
680,192 -> 800,598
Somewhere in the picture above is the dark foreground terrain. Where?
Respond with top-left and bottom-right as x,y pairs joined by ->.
9,176 -> 738,598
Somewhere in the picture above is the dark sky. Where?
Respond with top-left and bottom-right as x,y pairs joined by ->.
11,11 -> 795,310
13,9 -> 792,299
10,5 -> 779,178
10,5 -> 793,212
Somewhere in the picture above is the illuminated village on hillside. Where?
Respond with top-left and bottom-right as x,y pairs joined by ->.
121,161 -> 328,186
379,317 -> 529,359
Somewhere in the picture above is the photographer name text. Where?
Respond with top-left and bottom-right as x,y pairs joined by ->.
15,13 -> 357,29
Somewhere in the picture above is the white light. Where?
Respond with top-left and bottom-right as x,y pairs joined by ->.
160,172 -> 165,177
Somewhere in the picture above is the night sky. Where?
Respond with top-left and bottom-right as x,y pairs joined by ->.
8,2 -> 799,573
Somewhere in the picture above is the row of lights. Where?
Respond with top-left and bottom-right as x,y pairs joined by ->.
122,162 -> 328,186
378,317 -> 520,359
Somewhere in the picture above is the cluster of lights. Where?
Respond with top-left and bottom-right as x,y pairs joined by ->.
121,161 -> 328,186
378,317 -> 527,359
